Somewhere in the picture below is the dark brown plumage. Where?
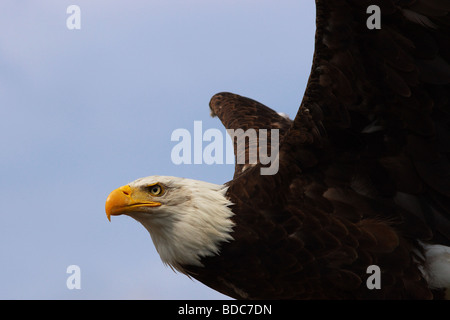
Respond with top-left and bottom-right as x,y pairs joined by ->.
183,0 -> 450,299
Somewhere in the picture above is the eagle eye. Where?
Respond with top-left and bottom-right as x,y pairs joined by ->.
147,184 -> 164,196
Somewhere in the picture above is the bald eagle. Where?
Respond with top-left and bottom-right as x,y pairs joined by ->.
105,0 -> 450,299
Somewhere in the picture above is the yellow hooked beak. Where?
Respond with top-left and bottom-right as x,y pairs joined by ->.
105,185 -> 162,221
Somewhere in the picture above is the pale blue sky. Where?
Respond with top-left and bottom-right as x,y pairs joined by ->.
0,0 -> 315,299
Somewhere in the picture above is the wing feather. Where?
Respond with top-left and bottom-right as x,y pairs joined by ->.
280,0 -> 450,244
209,92 -> 292,178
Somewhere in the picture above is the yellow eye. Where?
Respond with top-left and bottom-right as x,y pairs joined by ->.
148,184 -> 164,196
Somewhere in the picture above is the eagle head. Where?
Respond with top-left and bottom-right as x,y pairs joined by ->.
105,176 -> 235,273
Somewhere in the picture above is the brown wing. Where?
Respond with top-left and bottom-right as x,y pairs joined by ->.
192,0 -> 450,299
209,92 -> 292,178
281,0 -> 450,245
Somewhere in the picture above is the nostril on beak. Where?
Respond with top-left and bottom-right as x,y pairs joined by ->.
118,185 -> 132,196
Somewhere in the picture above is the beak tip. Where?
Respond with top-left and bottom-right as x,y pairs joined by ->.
105,185 -> 131,222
